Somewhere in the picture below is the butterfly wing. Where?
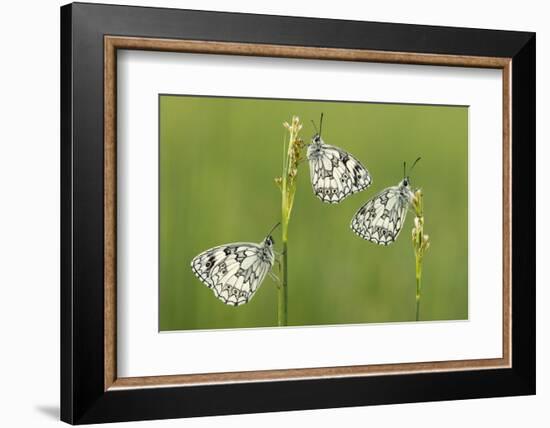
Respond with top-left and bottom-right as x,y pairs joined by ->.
309,144 -> 371,203
350,187 -> 410,245
191,242 -> 273,306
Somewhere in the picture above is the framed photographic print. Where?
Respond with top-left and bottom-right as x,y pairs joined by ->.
61,2 -> 535,424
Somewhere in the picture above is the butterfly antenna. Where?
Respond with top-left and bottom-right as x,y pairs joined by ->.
403,161 -> 407,178
319,113 -> 324,137
267,222 -> 281,237
311,119 -> 318,135
408,157 -> 422,175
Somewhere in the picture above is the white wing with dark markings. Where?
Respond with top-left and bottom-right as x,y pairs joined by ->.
191,241 -> 274,306
307,137 -> 371,203
350,180 -> 413,245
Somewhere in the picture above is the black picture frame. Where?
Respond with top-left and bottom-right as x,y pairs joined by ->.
61,2 -> 535,424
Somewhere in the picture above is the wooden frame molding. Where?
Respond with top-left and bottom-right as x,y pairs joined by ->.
104,35 -> 512,391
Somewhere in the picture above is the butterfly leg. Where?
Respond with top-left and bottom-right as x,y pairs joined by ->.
268,270 -> 281,285
270,255 -> 283,287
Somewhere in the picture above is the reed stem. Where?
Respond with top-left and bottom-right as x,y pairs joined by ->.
278,240 -> 288,326
415,259 -> 422,322
412,189 -> 430,322
275,116 -> 303,327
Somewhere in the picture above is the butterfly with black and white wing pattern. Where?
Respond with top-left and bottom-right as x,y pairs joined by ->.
190,226 -> 278,306
350,159 -> 420,245
307,115 -> 371,204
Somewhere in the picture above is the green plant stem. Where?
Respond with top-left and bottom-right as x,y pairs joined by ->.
276,116 -> 302,327
278,136 -> 289,327
412,189 -> 429,322
415,260 -> 422,322
278,239 -> 288,326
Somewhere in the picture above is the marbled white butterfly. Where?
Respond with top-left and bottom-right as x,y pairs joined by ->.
351,158 -> 421,245
190,224 -> 279,306
307,114 -> 371,203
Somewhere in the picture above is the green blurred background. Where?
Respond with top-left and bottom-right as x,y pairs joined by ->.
159,95 -> 468,331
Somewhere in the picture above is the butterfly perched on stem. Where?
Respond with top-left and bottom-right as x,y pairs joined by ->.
307,114 -> 371,203
351,158 -> 421,245
190,224 -> 279,306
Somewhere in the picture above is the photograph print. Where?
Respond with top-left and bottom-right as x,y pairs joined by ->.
159,94 -> 468,331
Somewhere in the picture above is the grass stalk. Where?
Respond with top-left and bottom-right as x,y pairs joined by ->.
415,258 -> 422,322
412,189 -> 430,322
275,116 -> 304,327
278,240 -> 288,326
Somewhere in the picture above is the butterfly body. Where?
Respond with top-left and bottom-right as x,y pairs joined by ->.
351,178 -> 414,245
307,134 -> 371,203
191,235 -> 275,306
